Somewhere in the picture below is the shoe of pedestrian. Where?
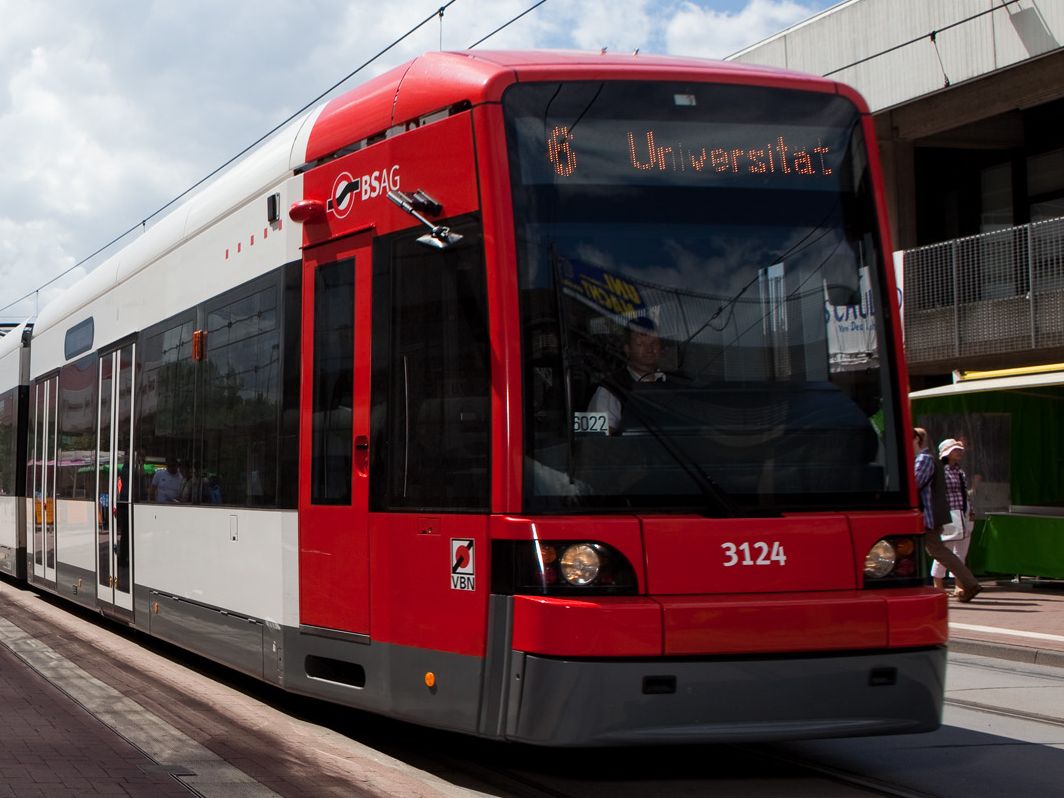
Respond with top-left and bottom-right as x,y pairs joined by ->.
956,584 -> 983,603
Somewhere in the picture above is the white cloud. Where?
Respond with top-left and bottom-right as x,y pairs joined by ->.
0,217 -> 81,317
530,0 -> 659,54
666,0 -> 821,59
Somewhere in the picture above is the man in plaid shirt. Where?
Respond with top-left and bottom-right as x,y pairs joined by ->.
913,428 -> 982,602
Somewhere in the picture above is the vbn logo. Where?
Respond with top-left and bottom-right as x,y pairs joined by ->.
450,538 -> 475,591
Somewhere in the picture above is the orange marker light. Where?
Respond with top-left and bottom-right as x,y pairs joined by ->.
424,672 -> 436,689
192,330 -> 206,361
895,538 -> 915,557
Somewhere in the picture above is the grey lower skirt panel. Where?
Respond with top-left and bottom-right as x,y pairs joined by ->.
147,589 -> 270,681
24,561 -> 97,610
0,545 -> 25,580
281,625 -> 485,735
56,561 -> 97,609
506,646 -> 948,746
135,586 -> 488,737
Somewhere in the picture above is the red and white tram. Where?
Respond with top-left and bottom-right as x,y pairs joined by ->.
0,51 -> 946,745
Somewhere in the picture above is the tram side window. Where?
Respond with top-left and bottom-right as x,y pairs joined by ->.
138,317 -> 197,502
0,389 -> 15,496
55,355 -> 97,500
200,284 -> 282,507
370,216 -> 490,512
311,259 -> 354,505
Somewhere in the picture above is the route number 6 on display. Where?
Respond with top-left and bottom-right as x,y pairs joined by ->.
721,541 -> 787,566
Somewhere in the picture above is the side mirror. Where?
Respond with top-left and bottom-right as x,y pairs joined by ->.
387,190 -> 464,250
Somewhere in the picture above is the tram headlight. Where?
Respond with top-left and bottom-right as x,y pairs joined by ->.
559,543 -> 601,586
864,539 -> 897,579
493,540 -> 638,595
862,535 -> 926,588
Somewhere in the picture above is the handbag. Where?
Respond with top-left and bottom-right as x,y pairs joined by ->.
940,508 -> 967,541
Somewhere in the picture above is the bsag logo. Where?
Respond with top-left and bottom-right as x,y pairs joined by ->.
450,538 -> 475,591
328,165 -> 400,219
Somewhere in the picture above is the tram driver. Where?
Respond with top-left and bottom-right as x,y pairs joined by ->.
587,316 -> 667,435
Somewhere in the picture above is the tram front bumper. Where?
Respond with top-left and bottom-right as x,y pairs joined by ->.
503,589 -> 948,745
505,645 -> 947,746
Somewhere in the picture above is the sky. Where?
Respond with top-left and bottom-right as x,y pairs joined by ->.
0,0 -> 838,320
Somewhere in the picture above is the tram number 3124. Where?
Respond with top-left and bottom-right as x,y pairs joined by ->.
721,541 -> 788,567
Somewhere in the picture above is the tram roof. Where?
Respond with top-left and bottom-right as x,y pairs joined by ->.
0,321 -> 29,360
306,49 -> 849,163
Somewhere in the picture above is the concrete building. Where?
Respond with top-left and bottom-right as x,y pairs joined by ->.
731,0 -> 1064,385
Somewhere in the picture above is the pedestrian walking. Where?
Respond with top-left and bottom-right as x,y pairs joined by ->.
913,427 -> 982,602
934,437 -> 975,594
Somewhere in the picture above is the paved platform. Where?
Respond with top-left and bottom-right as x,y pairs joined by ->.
0,576 -> 1062,797
0,640 -> 193,798
948,578 -> 1064,667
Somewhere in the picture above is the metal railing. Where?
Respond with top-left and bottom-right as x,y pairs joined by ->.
903,216 -> 1064,365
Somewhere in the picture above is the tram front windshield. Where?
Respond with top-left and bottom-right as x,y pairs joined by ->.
504,81 -> 905,515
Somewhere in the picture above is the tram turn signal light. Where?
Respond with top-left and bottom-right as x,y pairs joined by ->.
424,672 -> 436,689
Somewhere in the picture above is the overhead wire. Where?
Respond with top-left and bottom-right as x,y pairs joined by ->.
1,0 -> 461,320
820,0 -> 1020,78
467,0 -> 549,49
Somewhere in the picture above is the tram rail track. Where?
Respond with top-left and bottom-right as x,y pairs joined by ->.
403,737 -> 948,798
944,697 -> 1064,729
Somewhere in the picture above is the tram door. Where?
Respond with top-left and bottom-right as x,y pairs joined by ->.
29,375 -> 58,585
298,235 -> 372,634
95,344 -> 135,615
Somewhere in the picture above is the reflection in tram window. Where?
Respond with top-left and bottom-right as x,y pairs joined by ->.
202,284 -> 281,507
138,316 -> 196,504
56,354 -> 97,501
135,273 -> 291,510
0,390 -> 16,496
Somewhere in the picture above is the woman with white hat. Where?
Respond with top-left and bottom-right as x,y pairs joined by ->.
935,437 -> 978,597
912,428 -> 982,602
